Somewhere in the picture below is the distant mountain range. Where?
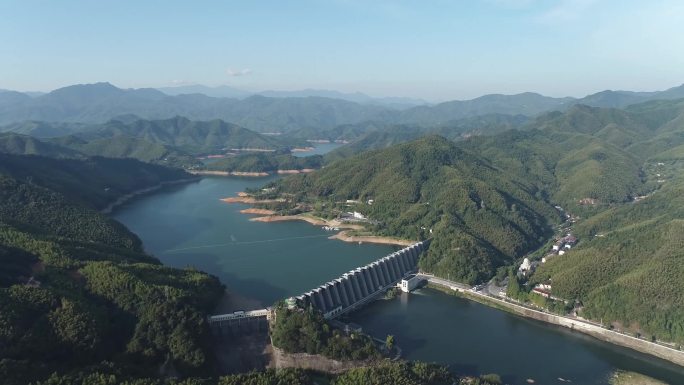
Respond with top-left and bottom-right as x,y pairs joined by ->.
1,82 -> 683,134
0,116 -> 307,169
156,84 -> 429,108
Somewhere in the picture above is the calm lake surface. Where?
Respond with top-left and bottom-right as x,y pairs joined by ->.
113,176 -> 395,308
113,159 -> 684,385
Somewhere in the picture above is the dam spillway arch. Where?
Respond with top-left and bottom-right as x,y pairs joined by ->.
292,240 -> 430,319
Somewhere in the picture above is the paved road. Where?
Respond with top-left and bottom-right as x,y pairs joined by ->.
416,273 -> 470,291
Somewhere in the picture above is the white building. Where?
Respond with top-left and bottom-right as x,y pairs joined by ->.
352,211 -> 366,220
399,275 -> 424,293
518,258 -> 532,273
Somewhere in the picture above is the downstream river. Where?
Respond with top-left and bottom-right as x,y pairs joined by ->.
113,151 -> 684,384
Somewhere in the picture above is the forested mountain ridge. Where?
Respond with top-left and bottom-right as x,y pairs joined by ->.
0,154 -> 224,384
268,98 -> 684,345
0,154 -> 190,210
3,82 -> 684,134
533,165 -> 684,344
77,116 -> 298,153
271,136 -> 560,283
0,116 -> 312,169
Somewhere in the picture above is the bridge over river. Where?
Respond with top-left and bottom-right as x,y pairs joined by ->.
209,240 -> 429,336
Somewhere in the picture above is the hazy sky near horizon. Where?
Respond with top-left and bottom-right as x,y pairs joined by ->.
1,0 -> 683,101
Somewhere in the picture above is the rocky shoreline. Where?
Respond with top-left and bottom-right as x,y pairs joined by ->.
220,193 -> 414,247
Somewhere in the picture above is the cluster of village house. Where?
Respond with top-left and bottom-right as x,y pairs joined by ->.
517,233 -> 578,300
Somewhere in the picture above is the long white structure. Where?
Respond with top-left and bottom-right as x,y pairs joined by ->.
294,241 -> 429,319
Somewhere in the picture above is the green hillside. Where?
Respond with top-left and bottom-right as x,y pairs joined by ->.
206,152 -> 323,173
80,116 -> 298,153
533,167 -> 684,344
52,135 -> 201,168
0,155 -> 223,384
0,154 -> 190,210
0,133 -> 81,158
272,136 -> 559,283
0,120 -> 91,138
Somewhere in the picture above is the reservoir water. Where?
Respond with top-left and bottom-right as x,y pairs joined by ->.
113,175 -> 395,308
112,152 -> 684,384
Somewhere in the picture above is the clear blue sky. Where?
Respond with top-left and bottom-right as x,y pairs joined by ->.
1,0 -> 683,101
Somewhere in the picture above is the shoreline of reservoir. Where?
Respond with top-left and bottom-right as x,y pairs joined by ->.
189,169 -> 315,177
101,176 -> 200,214
228,200 -> 415,247
112,175 -> 684,384
424,278 -> 684,368
248,214 -> 413,247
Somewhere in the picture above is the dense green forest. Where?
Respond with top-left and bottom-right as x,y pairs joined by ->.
533,163 -> 684,344
0,116 -> 322,170
270,136 -> 559,284
270,305 -> 380,361
206,153 -> 323,173
263,98 -> 684,344
31,362 -> 501,385
0,153 -> 190,209
0,155 -> 224,384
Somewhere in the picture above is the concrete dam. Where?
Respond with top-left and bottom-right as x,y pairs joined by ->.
209,240 -> 429,335
293,240 -> 429,319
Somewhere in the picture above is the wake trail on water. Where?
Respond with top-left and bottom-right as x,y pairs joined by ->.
163,234 -> 332,253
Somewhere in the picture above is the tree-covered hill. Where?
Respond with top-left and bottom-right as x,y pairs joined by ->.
323,114 -> 529,161
4,82 -> 684,136
206,152 -> 323,173
0,155 -> 224,384
533,167 -> 684,344
78,116 -> 297,153
0,132 -> 82,158
0,154 -> 190,210
0,116 -> 310,168
0,120 -> 92,138
272,136 -> 559,283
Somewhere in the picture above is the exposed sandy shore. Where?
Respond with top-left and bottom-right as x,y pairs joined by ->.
221,196 -> 285,204
290,147 -> 315,152
249,214 -> 328,226
328,230 -> 414,246
248,214 -> 413,246
190,169 -> 316,177
277,169 -> 315,174
189,170 -> 269,177
222,192 -> 414,246
239,208 -> 276,215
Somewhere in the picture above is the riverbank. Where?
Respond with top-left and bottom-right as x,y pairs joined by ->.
101,177 -> 199,214
220,196 -> 286,204
610,370 -> 667,385
189,169 -> 315,177
189,170 -> 269,177
246,214 -> 414,247
240,208 -> 276,215
425,278 -> 684,368
220,191 -> 415,247
329,230 -> 414,246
